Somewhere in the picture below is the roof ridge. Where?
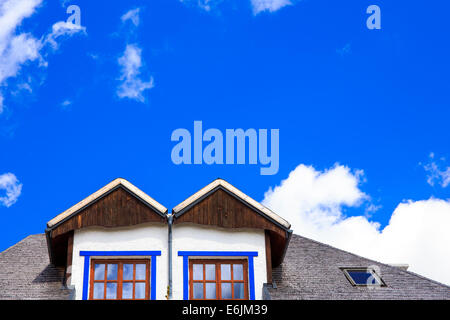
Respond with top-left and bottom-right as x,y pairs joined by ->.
47,178 -> 168,228
292,234 -> 450,289
172,178 -> 291,229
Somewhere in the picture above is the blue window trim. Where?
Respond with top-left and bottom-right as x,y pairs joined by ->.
79,250 -> 161,300
177,251 -> 258,300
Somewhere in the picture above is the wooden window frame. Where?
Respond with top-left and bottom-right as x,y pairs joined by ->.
189,259 -> 249,300
89,259 -> 151,300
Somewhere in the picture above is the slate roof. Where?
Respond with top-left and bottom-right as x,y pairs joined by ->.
267,234 -> 450,300
1,233 -> 449,300
0,234 -> 73,300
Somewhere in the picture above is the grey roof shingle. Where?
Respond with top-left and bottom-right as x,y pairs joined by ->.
0,234 -> 73,300
268,234 -> 450,300
2,233 -> 449,300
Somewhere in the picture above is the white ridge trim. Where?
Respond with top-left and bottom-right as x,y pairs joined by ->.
47,178 -> 167,228
172,179 -> 291,229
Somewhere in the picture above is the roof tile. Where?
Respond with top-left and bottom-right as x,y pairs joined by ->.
268,234 -> 450,300
0,234 -> 73,300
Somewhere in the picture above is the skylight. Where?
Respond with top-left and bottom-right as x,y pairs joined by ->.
342,268 -> 385,287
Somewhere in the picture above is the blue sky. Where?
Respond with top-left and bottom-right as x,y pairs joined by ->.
1,1 -> 450,284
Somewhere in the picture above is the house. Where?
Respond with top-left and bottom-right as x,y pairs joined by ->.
0,178 -> 449,300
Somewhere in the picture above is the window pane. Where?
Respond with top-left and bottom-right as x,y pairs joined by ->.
233,264 -> 243,280
106,283 -> 117,299
221,283 -> 232,299
193,264 -> 203,280
205,283 -> 216,299
93,283 -> 104,299
107,264 -> 118,280
123,264 -> 133,280
193,283 -> 203,299
94,264 -> 105,280
221,264 -> 231,280
234,283 -> 245,299
136,264 -> 146,280
347,270 -> 380,285
205,264 -> 215,280
135,283 -> 146,299
122,283 -> 133,299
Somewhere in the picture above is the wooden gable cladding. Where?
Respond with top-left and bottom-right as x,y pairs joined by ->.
173,187 -> 289,267
51,186 -> 166,239
174,188 -> 285,236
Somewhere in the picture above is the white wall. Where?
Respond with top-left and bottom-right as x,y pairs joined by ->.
171,224 -> 267,300
70,223 -> 167,300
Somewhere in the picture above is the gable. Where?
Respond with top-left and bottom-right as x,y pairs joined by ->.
47,178 -> 167,229
46,179 -> 167,265
50,186 -> 166,238
173,184 -> 292,267
174,188 -> 286,237
173,179 -> 290,229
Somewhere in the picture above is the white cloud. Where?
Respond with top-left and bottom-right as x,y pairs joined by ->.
0,0 -> 43,112
179,0 -> 217,12
60,99 -> 72,109
121,8 -> 141,27
423,153 -> 450,188
364,203 -> 382,216
44,21 -> 86,50
263,164 -> 370,234
250,0 -> 292,14
116,8 -> 153,102
263,163 -> 450,285
0,32 -> 42,83
0,0 -> 41,39
0,173 -> 22,207
0,0 -> 85,113
117,44 -> 154,102
180,0 -> 292,14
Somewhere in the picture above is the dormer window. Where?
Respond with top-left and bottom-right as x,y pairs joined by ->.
189,259 -> 249,300
342,268 -> 385,287
90,259 -> 151,300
